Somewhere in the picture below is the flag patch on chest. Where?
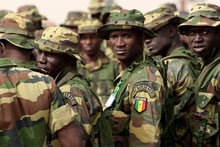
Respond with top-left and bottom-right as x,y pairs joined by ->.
134,97 -> 147,113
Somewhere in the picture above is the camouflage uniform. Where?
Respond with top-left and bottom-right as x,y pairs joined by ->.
144,7 -> 201,146
77,18 -> 119,108
177,3 -> 220,147
34,26 -> 102,146
94,9 -> 165,146
0,15 -> 76,147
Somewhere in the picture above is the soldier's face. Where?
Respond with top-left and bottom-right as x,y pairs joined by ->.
79,33 -> 102,56
36,50 -> 67,78
187,26 -> 217,58
145,26 -> 171,56
109,29 -> 143,64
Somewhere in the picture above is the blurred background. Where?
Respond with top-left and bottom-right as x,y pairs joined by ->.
0,0 -> 219,25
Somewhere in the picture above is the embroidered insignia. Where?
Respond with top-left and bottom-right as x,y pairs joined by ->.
63,92 -> 77,106
132,81 -> 156,98
134,97 -> 147,113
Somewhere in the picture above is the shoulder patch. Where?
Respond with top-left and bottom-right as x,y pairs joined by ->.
132,81 -> 156,98
63,92 -> 77,106
134,97 -> 147,113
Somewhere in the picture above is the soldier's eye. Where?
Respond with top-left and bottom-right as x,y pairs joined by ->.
202,30 -> 208,35
188,31 -> 195,36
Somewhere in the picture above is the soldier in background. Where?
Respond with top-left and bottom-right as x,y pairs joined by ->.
34,26 -> 102,146
94,9 -> 165,146
100,5 -> 122,59
60,10 -> 88,33
144,7 -> 201,146
0,12 -> 37,68
17,4 -> 46,38
88,0 -> 106,20
0,12 -> 83,147
178,3 -> 220,146
77,18 -> 118,108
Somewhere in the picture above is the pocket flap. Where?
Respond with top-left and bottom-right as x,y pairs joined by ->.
196,92 -> 215,109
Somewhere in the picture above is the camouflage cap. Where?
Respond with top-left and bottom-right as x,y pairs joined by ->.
178,3 -> 220,35
0,12 -> 34,49
144,7 -> 185,31
17,5 -> 44,22
78,18 -> 101,34
100,5 -> 122,24
97,9 -> 156,39
88,0 -> 106,14
34,26 -> 81,61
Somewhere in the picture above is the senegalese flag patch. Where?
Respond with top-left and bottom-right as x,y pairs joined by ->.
134,97 -> 147,113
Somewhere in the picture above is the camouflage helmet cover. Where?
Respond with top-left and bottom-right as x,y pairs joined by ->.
97,9 -> 156,39
34,26 -> 81,61
178,3 -> 220,35
0,12 -> 34,49
144,7 -> 185,31
78,18 -> 101,34
17,5 -> 44,22
100,5 -> 122,24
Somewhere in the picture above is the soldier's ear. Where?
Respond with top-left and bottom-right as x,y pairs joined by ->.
0,41 -> 6,56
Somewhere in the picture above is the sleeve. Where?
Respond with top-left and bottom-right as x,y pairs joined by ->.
129,67 -> 165,146
48,79 -> 78,134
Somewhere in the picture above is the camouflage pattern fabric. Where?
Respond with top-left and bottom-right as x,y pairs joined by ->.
93,56 -> 165,146
0,58 -> 77,147
178,3 -> 220,35
0,12 -> 34,49
97,9 -> 155,39
17,4 -> 44,23
175,3 -> 220,147
144,6 -> 185,31
78,56 -> 119,108
34,26 -> 102,146
34,26 -> 82,61
50,66 -> 102,146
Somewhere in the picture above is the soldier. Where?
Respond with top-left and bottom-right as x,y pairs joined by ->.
60,10 -> 88,33
100,5 -> 122,59
0,12 -> 84,147
178,3 -> 220,146
77,18 -> 119,108
144,7 -> 201,146
17,4 -> 46,38
94,9 -> 165,146
34,26 -> 102,146
88,0 -> 106,20
0,12 -> 38,68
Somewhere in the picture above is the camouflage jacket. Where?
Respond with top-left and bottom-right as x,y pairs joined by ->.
53,66 -> 102,145
96,55 -> 165,146
162,47 -> 200,101
187,48 -> 220,147
0,58 -> 76,147
160,47 -> 201,146
78,54 -> 119,108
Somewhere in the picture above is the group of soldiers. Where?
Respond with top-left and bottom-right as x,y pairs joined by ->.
0,1 -> 220,147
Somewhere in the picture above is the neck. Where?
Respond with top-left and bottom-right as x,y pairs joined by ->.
165,40 -> 183,56
2,47 -> 30,62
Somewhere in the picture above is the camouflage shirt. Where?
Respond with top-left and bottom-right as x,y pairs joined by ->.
53,66 -> 102,145
0,58 -> 76,147
101,55 -> 165,146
